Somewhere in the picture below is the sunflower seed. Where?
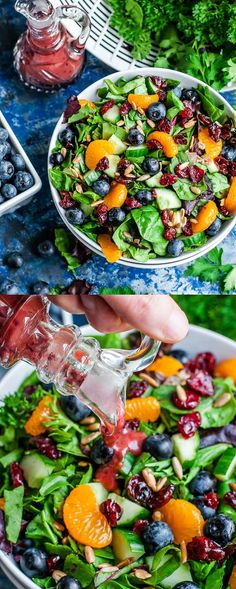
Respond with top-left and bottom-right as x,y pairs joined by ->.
137,174 -> 151,181
117,557 -> 135,568
61,147 -> 67,158
172,456 -> 183,480
184,118 -> 196,128
180,540 -> 187,563
80,416 -> 96,425
147,119 -> 155,128
142,468 -> 157,492
85,546 -> 95,564
134,569 -> 152,580
190,186 -> 201,195
176,384 -> 187,402
152,510 -> 162,521
139,372 -> 159,388
156,476 -> 167,492
86,423 -> 101,432
81,432 -> 100,444
53,521 -> 65,532
90,199 -> 105,208
78,461 -> 90,467
52,571 -> 66,582
75,183 -> 83,193
213,393 -> 232,408
117,120 -> 125,126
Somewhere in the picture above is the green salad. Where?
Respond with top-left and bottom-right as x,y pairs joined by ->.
0,334 -> 236,589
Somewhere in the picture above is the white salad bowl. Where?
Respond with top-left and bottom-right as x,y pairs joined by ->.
1,322 -> 236,589
48,67 -> 236,269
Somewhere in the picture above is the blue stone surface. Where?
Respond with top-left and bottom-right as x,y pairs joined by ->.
0,0 -> 235,294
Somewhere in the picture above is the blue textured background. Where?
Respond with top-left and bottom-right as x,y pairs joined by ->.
0,0 -> 235,294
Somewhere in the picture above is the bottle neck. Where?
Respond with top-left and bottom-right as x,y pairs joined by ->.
27,17 -> 63,50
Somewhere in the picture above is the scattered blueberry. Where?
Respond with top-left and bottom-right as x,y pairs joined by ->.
65,208 -> 85,226
1,183 -> 17,199
37,240 -> 55,257
0,142 -> 10,161
173,85 -> 183,98
20,547 -> 48,578
170,349 -> 189,363
0,128 -> 9,143
13,171 -> 34,193
167,239 -> 184,257
190,471 -> 217,497
0,279 -> 19,294
128,128 -> 145,145
92,179 -> 110,197
206,218 -> 222,236
135,189 -> 153,204
174,584 -> 200,589
204,514 -> 235,546
107,207 -> 126,224
142,521 -> 174,554
31,281 -> 49,294
146,102 -> 166,122
90,438 -> 114,465
58,127 -> 75,147
57,576 -> 81,589
181,88 -> 199,103
50,152 -> 65,167
0,160 -> 14,183
143,433 -> 173,460
11,153 -> 26,171
143,157 -> 160,175
221,144 -> 236,161
191,498 -> 216,520
5,252 -> 23,268
60,395 -> 91,422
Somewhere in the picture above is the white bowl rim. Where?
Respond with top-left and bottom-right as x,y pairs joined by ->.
48,66 -> 236,269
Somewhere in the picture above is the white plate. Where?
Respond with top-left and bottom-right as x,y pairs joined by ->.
1,323 -> 236,589
48,67 -> 236,269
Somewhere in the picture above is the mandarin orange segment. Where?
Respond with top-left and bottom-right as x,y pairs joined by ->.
229,565 -> 236,589
125,397 -> 160,422
160,499 -> 204,544
24,395 -> 53,436
85,140 -> 115,170
128,94 -> 159,110
198,127 -> 222,159
0,498 -> 5,510
215,358 -> 236,384
79,99 -> 95,108
97,234 -> 122,263
104,184 -> 128,210
148,131 -> 178,157
191,201 -> 218,234
146,355 -> 183,376
63,484 -> 112,548
225,177 -> 236,213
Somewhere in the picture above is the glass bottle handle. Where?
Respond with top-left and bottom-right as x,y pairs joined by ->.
59,4 -> 90,53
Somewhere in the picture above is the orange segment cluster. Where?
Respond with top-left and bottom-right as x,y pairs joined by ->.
198,127 -> 222,159
128,94 -> 159,110
191,201 -> 218,234
97,234 -> 122,263
215,358 -> 236,384
125,396 -> 160,422
146,355 -> 183,376
225,177 -> 236,213
104,184 -> 127,210
160,499 -> 204,544
85,140 -> 115,170
24,395 -> 53,436
63,484 -> 112,548
148,131 -> 178,157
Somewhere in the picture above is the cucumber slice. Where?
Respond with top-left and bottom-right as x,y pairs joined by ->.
119,452 -> 136,476
214,447 -> 236,481
103,105 -> 120,124
108,493 -> 150,526
172,432 -> 200,466
146,77 -> 157,94
106,155 -> 120,178
88,482 -> 108,504
162,563 -> 192,588
155,188 -> 182,210
84,170 -> 101,186
115,127 -> 127,141
126,145 -> 148,158
146,172 -> 162,188
21,452 -> 54,489
102,122 -> 116,140
134,84 -> 149,95
112,529 -> 145,561
109,134 -> 126,154
207,161 -> 219,173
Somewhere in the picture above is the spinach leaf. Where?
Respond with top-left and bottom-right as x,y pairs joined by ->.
80,464 -> 93,484
0,448 -> 23,468
26,507 -> 59,544
152,233 -> 168,256
128,245 -> 155,262
207,172 -> 229,197
113,215 -> 133,251
54,228 -> 80,276
199,386 -> 236,429
173,179 -> 197,201
64,554 -> 94,587
190,560 -> 216,582
4,485 -> 24,543
44,542 -> 73,558
68,104 -> 95,123
39,474 -> 68,497
131,205 -> 164,243
205,563 -> 226,589
196,86 -> 225,121
32,577 -> 55,588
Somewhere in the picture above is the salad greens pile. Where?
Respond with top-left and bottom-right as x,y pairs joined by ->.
108,0 -> 236,90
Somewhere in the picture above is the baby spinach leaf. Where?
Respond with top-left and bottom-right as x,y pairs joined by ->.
54,228 -> 80,276
207,172 -> 229,196
64,554 -> 94,587
113,215 -> 133,251
173,179 -> 197,201
39,474 -> 68,497
68,104 -> 95,123
196,86 -> 225,121
131,205 -> 164,243
44,542 -> 73,558
4,485 -> 24,543
205,563 -> 226,589
80,464 -> 93,484
190,560 -> 216,582
0,448 -> 23,468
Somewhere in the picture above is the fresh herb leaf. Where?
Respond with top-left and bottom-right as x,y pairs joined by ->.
4,485 -> 24,543
54,228 -> 80,276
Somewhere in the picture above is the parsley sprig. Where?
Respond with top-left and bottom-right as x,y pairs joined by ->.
184,247 -> 236,292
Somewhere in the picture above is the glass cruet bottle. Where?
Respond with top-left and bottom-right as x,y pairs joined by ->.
0,296 -> 160,429
13,0 -> 90,92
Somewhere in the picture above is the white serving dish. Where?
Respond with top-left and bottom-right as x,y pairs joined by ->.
0,111 -> 42,217
1,322 -> 236,589
48,67 -> 236,269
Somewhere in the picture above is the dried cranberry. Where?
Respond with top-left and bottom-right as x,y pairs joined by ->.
188,352 -> 216,375
47,555 -> 61,573
100,100 -> 114,115
175,163 -> 190,179
117,159 -> 131,174
33,437 -> 62,459
154,483 -> 175,508
164,228 -> 177,241
133,519 -> 149,536
0,511 -> 12,554
62,279 -> 92,295
125,197 -> 142,209
151,76 -> 167,97
220,122 -> 232,141
128,380 -> 148,398
59,191 -> 75,209
218,204 -> 232,217
208,123 -> 221,142
23,385 -> 37,398
9,462 -> 24,488
127,475 -> 155,508
96,157 -> 109,171
204,492 -> 219,510
181,107 -> 193,123
161,210 -> 170,227
174,134 -> 188,145
230,161 -> 236,176
158,119 -> 172,133
187,536 -> 225,561
189,165 -> 205,184
198,113 -> 211,126
160,174 -> 177,186
71,241 -> 92,264
94,203 -> 108,225
125,418 -> 140,430
177,412 -> 201,439
115,176 -> 133,185
120,101 -> 131,116
224,492 -> 236,509
146,139 -> 163,150
182,219 -> 193,236
187,370 -> 214,396
214,156 -> 229,176
172,390 -> 200,410
63,96 -> 80,122
100,499 -> 122,527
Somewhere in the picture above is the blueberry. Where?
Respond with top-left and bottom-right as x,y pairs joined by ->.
0,280 -> 19,294
143,433 -> 173,460
0,160 -> 14,183
173,85 -> 182,98
174,584 -> 200,589
31,281 -> 49,294
128,128 -> 145,145
65,208 -> 85,226
5,252 -> 23,268
37,240 -> 55,257
206,218 -> 222,236
135,189 -> 153,204
57,576 -> 81,589
146,102 -> 166,123
50,152 -> 65,167
58,127 -> 75,147
13,538 -> 33,556
90,438 -> 114,465
171,349 -> 189,363
221,144 -> 236,162
20,547 -> 48,578
1,183 -> 17,199
204,514 -> 235,546
181,88 -> 199,103
0,142 -> 10,161
142,521 -> 174,554
11,153 -> 26,171
191,498 -> 216,520
189,471 -> 217,497
167,239 -> 184,257
0,128 -> 9,143
143,157 -> 160,175
92,179 -> 110,197
107,207 -> 126,225
13,171 -> 34,193
60,395 -> 91,422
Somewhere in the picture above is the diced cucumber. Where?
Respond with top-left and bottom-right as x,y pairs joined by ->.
162,563 -> 192,588
106,155 -> 120,178
109,134 -> 126,154
81,203 -> 93,216
84,170 -> 100,186
119,452 -> 136,476
88,482 -> 108,504
115,126 -> 127,141
126,145 -> 148,158
146,77 -> 158,94
103,105 -> 120,124
146,172 -> 162,188
218,502 -> 236,522
214,447 -> 236,481
172,432 -> 200,466
134,83 -> 149,95
21,452 -> 54,489
108,493 -> 150,526
112,529 -> 145,561
155,188 -> 182,210
207,161 -> 219,173
102,122 -> 116,140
